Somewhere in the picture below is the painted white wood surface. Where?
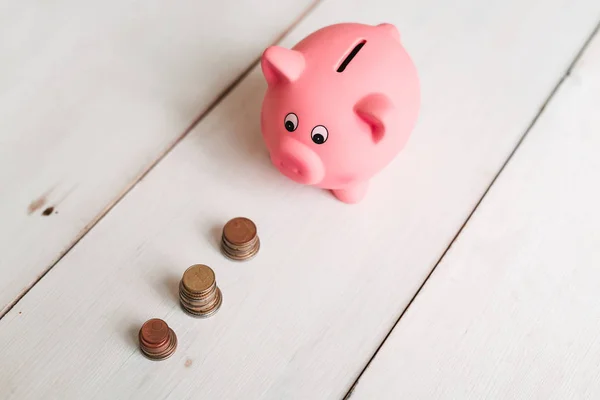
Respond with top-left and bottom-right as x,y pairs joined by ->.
0,0 -> 316,314
350,29 -> 600,400
1,1 -> 599,399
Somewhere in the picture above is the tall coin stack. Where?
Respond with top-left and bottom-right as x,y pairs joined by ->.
221,217 -> 260,261
138,318 -> 178,360
179,264 -> 222,318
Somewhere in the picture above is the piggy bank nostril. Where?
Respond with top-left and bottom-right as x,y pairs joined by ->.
279,160 -> 300,175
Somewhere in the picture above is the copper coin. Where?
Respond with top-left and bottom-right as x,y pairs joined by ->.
140,318 -> 169,347
221,235 -> 258,252
141,328 -> 178,361
223,217 -> 257,246
140,332 -> 170,354
221,237 -> 260,261
181,264 -> 215,294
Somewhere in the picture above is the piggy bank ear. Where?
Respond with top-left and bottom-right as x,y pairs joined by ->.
377,23 -> 401,42
261,46 -> 305,86
354,93 -> 394,144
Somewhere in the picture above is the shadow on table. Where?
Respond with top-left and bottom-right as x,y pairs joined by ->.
186,68 -> 287,191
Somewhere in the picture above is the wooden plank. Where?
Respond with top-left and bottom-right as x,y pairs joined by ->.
350,28 -> 600,400
1,1 -> 599,399
0,0 -> 317,314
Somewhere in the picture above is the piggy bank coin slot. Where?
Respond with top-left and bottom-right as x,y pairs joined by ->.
336,40 -> 366,73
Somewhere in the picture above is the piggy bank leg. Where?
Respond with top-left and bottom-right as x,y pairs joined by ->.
331,181 -> 368,204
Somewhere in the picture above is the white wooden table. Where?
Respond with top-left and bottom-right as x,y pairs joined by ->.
1,1 -> 599,399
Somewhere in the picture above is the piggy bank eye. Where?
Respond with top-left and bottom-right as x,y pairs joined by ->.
284,113 -> 298,132
311,125 -> 328,144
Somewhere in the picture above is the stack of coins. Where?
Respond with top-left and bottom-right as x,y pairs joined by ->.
179,264 -> 222,318
221,217 -> 260,261
138,318 -> 177,360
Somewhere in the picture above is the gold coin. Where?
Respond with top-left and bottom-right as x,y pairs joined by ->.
181,289 -> 223,318
181,264 -> 215,293
179,281 -> 216,300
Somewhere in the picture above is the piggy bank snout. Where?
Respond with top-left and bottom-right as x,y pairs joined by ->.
270,137 -> 325,185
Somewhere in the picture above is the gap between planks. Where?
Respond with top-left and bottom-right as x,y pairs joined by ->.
0,0 -> 324,321
342,17 -> 600,400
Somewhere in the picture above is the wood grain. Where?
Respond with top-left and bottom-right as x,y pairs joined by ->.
350,27 -> 600,400
0,0 -> 317,314
1,1 -> 599,399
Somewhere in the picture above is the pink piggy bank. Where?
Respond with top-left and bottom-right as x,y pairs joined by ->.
259,22 -> 420,204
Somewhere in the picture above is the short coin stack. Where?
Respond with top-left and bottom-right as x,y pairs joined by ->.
221,217 -> 260,261
179,264 -> 222,318
138,318 -> 178,360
